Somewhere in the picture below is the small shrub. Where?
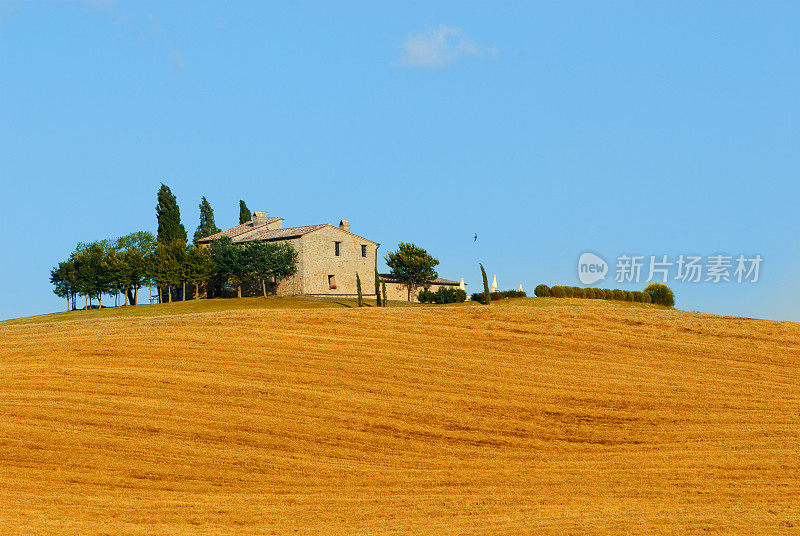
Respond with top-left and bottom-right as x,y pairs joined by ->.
419,287 -> 466,304
612,289 -> 625,301
644,282 -> 675,306
642,291 -> 652,304
552,286 -> 566,298
470,289 -> 525,303
534,284 -> 551,297
490,290 -> 526,300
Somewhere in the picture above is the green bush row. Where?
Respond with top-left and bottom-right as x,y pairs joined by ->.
534,283 -> 674,306
469,289 -> 527,304
418,287 -> 468,304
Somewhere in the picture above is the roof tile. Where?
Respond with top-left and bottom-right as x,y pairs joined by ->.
198,217 -> 283,243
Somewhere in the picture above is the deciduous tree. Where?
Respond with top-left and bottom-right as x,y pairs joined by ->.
210,236 -> 246,298
185,245 -> 214,299
385,243 -> 439,302
243,241 -> 298,297
50,260 -> 77,311
116,231 -> 156,305
150,241 -> 183,303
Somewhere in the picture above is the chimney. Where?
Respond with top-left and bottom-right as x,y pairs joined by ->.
252,211 -> 267,226
339,219 -> 350,233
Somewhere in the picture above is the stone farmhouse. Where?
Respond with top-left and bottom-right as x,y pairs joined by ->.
198,211 -> 461,301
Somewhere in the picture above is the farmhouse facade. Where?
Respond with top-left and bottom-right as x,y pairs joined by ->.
199,211 -> 461,301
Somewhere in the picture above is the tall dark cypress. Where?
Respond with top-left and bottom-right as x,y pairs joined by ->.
239,200 -> 252,224
156,184 -> 187,245
193,196 -> 221,244
480,263 -> 491,305
374,269 -> 382,307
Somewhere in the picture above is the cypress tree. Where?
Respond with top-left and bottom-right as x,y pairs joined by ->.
239,200 -> 252,224
480,263 -> 491,305
356,273 -> 363,307
193,196 -> 221,244
374,269 -> 382,307
156,184 -> 187,245
382,282 -> 387,306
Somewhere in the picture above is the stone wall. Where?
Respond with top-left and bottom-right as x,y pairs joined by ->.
278,225 -> 378,297
382,281 -> 460,303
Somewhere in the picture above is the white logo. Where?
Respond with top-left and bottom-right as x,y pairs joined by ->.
578,252 -> 608,285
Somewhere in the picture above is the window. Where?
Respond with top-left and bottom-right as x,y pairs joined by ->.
328,275 -> 337,289
334,241 -> 341,256
361,244 -> 367,257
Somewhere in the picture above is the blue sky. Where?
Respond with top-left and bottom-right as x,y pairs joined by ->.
1,1 -> 798,322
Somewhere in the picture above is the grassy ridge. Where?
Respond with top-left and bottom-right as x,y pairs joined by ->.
0,295 -> 419,326
2,296 -> 665,326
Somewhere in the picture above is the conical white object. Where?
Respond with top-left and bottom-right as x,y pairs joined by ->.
519,284 -> 523,292
491,275 -> 497,292
459,277 -> 465,291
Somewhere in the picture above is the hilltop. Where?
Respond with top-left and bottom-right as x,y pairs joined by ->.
0,302 -> 798,534
1,295 -> 667,326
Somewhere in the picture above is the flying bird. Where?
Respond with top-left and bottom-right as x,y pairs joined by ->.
473,234 -> 478,242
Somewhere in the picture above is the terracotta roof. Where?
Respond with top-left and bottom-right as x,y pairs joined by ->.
379,274 -> 460,286
232,224 -> 327,243
200,220 -> 379,246
198,217 -> 284,243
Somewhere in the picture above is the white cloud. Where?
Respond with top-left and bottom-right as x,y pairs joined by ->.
399,25 -> 492,68
147,15 -> 185,71
169,48 -> 184,70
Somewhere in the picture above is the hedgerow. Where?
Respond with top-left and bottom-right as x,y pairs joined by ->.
530,283 -> 675,307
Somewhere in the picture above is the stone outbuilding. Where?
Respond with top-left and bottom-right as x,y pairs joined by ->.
378,274 -> 462,302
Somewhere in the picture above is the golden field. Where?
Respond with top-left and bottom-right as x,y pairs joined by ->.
0,299 -> 798,534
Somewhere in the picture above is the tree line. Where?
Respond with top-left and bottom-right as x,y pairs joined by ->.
50,184 -> 296,311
